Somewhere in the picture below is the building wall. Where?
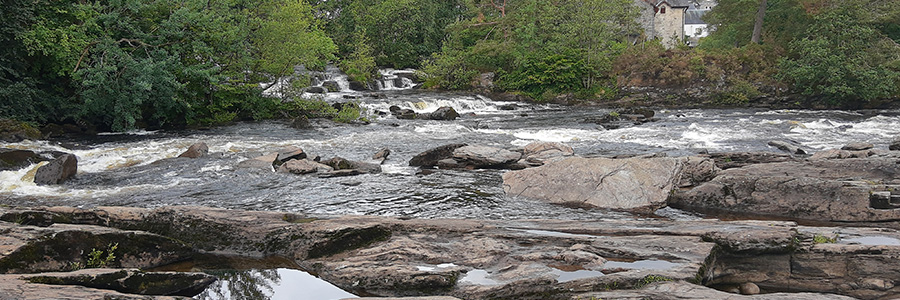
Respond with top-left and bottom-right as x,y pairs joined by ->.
655,3 -> 686,48
633,0 -> 657,41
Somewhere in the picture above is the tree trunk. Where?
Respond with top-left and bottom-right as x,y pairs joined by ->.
751,0 -> 767,44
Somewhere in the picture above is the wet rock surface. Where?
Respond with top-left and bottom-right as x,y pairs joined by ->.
503,157 -> 683,211
0,148 -> 46,171
1,204 -> 900,299
670,156 -> 900,223
33,153 -> 78,185
176,142 -> 208,159
22,268 -> 215,296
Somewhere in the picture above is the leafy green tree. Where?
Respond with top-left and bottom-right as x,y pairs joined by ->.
778,6 -> 900,104
701,0 -> 811,50
3,0 -> 337,131
424,0 -> 637,99
318,0 -> 464,69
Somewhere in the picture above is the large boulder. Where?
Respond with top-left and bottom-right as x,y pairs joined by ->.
277,159 -> 332,175
34,154 -> 77,185
767,140 -> 806,155
421,106 -> 459,121
0,149 -> 44,171
409,144 -> 467,168
348,80 -> 368,91
321,157 -> 381,174
177,142 -> 208,158
275,147 -> 307,166
322,81 -> 341,92
449,145 -> 521,169
236,153 -> 277,171
503,157 -> 684,211
303,86 -> 327,94
389,106 -> 418,120
519,142 -> 575,166
670,158 -> 900,222
0,119 -> 41,142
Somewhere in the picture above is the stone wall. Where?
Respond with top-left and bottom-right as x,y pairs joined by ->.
655,2 -> 686,48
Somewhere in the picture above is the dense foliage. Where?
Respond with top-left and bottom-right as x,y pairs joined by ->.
701,0 -> 900,105
423,0 -> 639,101
1,0 -> 337,131
2,0 -> 899,132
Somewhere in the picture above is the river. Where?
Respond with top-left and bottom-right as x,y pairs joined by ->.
2,84 -> 899,221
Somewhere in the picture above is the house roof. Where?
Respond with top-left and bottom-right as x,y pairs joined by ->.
685,8 -> 709,24
657,0 -> 691,8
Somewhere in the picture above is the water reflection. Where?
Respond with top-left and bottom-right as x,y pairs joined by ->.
196,269 -> 357,300
149,255 -> 357,300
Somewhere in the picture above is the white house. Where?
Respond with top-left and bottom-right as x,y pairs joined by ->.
684,4 -> 712,47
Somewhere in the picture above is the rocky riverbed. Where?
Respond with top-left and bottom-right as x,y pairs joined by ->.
3,137 -> 900,300
2,204 -> 894,300
3,90 -> 900,299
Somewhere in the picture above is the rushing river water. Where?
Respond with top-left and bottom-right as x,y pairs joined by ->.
2,86 -> 900,221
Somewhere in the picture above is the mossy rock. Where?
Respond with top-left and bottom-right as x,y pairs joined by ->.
27,269 -> 215,297
0,119 -> 41,142
307,226 -> 392,259
0,229 -> 193,274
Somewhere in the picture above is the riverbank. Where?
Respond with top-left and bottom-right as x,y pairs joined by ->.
0,204 -> 891,299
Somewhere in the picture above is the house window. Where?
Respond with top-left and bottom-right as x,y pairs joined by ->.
661,7 -> 666,13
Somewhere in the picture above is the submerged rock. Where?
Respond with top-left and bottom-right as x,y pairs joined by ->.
503,157 -> 683,211
767,140 -> 806,155
373,148 -> 391,163
841,142 -> 874,151
409,144 -> 467,168
34,154 -> 77,185
277,159 -> 332,175
177,142 -> 209,159
322,157 -> 381,174
389,106 -> 418,120
236,153 -> 277,171
0,148 -> 44,171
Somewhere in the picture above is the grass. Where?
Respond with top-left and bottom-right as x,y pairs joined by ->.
813,234 -> 838,244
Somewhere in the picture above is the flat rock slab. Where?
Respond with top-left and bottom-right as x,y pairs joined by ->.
502,157 -> 683,211
671,158 -> 900,222
4,206 -> 900,299
0,222 -> 193,274
574,281 -> 856,300
23,268 -> 214,296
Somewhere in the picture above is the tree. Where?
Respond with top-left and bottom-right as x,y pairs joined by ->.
750,0 -> 767,43
778,7 -> 900,104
